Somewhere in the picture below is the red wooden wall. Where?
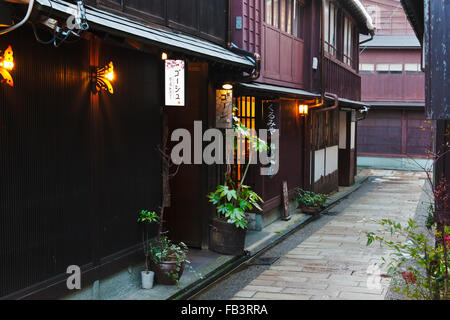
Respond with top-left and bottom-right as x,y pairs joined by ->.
360,49 -> 425,102
232,0 -> 309,90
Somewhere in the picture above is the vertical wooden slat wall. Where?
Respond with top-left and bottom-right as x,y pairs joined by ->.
0,26 -> 162,298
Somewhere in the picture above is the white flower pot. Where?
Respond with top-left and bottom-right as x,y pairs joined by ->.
141,270 -> 155,289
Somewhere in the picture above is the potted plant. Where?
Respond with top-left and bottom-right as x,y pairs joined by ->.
138,209 -> 189,286
137,209 -> 159,289
295,188 -> 328,214
207,114 -> 266,255
148,235 -> 188,285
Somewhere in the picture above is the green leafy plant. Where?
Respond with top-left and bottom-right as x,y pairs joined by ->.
207,177 -> 263,229
295,188 -> 328,208
148,235 -> 188,284
137,210 -> 159,273
207,110 -> 266,229
366,218 -> 450,300
138,210 -> 193,285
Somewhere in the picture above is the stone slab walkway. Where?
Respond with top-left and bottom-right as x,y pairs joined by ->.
232,169 -> 427,300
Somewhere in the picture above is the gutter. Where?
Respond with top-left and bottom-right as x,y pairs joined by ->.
312,92 -> 339,113
227,42 -> 261,82
359,31 -> 374,45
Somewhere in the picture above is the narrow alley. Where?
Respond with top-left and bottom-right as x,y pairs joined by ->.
194,169 -> 428,300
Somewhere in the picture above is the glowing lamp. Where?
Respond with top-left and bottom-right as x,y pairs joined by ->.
298,104 -> 308,116
0,45 -> 14,87
222,83 -> 233,90
91,61 -> 114,94
161,52 -> 168,60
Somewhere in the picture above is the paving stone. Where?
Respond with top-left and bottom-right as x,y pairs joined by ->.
243,285 -> 283,293
234,290 -> 256,298
231,170 -> 425,300
249,279 -> 275,286
253,292 -> 311,300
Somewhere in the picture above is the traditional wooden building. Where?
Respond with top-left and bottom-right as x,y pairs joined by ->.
229,0 -> 373,228
357,0 -> 433,170
0,0 -> 255,299
400,0 -> 450,224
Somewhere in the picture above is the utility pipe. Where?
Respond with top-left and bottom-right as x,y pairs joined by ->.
359,31 -> 375,45
227,42 -> 261,82
312,93 -> 339,113
0,0 -> 35,35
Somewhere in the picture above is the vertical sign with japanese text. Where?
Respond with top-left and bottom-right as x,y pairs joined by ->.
263,101 -> 280,135
263,101 -> 280,178
165,60 -> 185,106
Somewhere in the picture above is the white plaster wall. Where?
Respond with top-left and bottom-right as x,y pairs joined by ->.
314,149 -> 325,182
339,111 -> 347,149
350,121 -> 356,150
326,145 -> 338,175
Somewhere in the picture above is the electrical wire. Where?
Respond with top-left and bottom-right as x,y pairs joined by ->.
32,22 -> 57,44
360,3 -> 403,55
31,0 -> 89,47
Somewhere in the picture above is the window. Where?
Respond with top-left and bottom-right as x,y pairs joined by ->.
359,63 -> 375,74
280,0 -> 286,32
389,64 -> 403,74
273,0 -> 279,28
232,96 -> 256,182
265,0 -> 304,38
376,64 -> 403,74
265,0 -> 272,25
343,16 -> 353,66
404,63 -> 422,74
286,0 -> 292,34
324,0 -> 338,56
293,0 -> 303,38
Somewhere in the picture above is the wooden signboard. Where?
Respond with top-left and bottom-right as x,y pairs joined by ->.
281,181 -> 291,221
215,89 -> 233,128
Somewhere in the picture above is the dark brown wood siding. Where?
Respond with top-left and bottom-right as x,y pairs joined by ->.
0,27 -> 162,298
96,0 -> 228,44
311,109 -> 339,151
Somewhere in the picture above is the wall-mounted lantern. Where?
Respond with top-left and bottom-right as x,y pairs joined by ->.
298,104 -> 308,116
91,61 -> 114,94
0,45 -> 14,87
161,52 -> 168,61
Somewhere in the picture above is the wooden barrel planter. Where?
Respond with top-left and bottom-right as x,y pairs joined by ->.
151,259 -> 185,285
209,218 -> 246,256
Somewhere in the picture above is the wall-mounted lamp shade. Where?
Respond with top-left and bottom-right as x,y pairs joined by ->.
222,83 -> 233,90
0,45 -> 14,87
92,61 -> 114,94
161,52 -> 168,60
298,104 -> 308,116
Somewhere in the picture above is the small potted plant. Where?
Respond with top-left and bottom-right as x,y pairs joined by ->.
137,210 -> 159,289
295,188 -> 328,214
138,209 -> 189,286
148,236 -> 188,285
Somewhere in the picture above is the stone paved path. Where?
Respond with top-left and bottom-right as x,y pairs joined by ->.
232,169 -> 427,300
